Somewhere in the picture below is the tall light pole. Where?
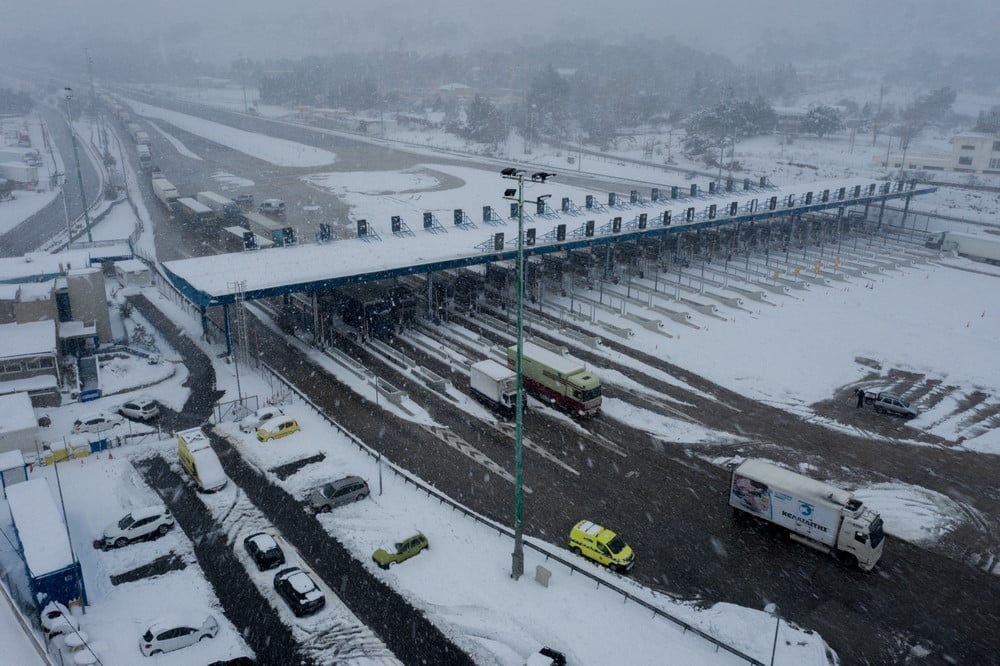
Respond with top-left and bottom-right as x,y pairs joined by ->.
501,167 -> 554,579
63,88 -> 93,243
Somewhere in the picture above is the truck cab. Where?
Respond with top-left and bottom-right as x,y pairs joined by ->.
833,499 -> 885,570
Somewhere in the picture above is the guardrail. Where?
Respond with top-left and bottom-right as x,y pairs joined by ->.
259,359 -> 764,665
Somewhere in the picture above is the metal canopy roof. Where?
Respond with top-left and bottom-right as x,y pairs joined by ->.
162,180 -> 935,308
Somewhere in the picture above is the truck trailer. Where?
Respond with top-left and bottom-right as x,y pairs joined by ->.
941,231 -> 1000,265
134,130 -> 150,145
175,197 -> 216,229
729,459 -> 884,570
151,177 -> 180,212
196,191 -> 242,222
469,359 -> 518,417
507,341 -> 601,417
241,210 -> 287,246
136,144 -> 152,171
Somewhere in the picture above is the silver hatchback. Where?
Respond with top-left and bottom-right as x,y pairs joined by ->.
309,476 -> 369,513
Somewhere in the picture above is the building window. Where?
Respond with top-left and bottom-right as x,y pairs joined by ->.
961,144 -> 975,150
990,158 -> 1000,169
1,361 -> 24,374
993,141 -> 1000,152
25,357 -> 55,370
958,156 -> 973,165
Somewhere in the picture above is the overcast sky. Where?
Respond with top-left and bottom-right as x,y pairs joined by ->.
4,0 -> 999,66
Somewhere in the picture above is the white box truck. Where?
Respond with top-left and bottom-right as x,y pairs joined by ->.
729,459 -> 884,570
136,144 -> 152,170
470,359 -> 518,417
151,177 -> 180,212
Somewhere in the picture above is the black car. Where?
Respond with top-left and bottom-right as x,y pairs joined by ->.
273,567 -> 325,616
244,532 -> 286,571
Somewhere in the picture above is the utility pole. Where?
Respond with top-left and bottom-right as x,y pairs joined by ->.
64,88 -> 93,243
501,167 -> 554,580
240,52 -> 248,113
85,50 -> 108,162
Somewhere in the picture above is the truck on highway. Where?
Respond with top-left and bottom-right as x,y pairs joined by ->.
136,144 -> 153,171
176,197 -> 216,230
127,123 -> 142,141
196,191 -> 242,222
219,225 -> 274,253
928,231 -> 1000,265
151,177 -> 180,212
469,359 -> 519,417
507,341 -> 602,417
134,130 -> 150,145
241,210 -> 288,246
729,459 -> 884,571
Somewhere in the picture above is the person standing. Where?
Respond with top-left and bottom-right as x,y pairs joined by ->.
856,388 -> 865,408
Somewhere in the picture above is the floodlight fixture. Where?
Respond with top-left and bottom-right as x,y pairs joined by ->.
504,188 -> 518,198
501,167 -> 523,177
531,171 -> 555,182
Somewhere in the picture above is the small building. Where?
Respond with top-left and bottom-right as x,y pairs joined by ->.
876,130 -> 1000,175
5,478 -> 86,610
0,449 -> 28,498
114,258 -> 152,289
0,321 -> 61,407
0,392 -> 40,456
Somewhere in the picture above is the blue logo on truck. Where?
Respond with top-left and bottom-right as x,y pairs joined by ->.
799,502 -> 813,516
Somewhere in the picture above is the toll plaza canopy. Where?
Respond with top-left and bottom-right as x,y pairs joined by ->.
162,178 -> 935,308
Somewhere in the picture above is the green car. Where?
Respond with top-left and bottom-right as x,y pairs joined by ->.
372,532 -> 428,569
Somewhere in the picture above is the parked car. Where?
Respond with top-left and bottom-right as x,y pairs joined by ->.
256,416 -> 300,442
239,406 -> 284,433
273,567 -> 325,616
527,646 -> 568,666
40,601 -> 80,637
232,193 -> 254,209
372,532 -> 428,569
258,198 -> 286,216
243,532 -> 286,571
103,505 -> 174,549
309,476 -> 369,513
139,613 -> 219,656
118,397 -> 160,421
871,392 -> 919,419
568,520 -> 635,573
72,411 -> 124,434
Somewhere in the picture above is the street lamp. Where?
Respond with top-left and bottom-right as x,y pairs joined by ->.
500,167 -> 554,580
63,88 -> 93,243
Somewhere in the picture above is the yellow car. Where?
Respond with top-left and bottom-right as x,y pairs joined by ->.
568,520 -> 635,573
256,417 -> 300,442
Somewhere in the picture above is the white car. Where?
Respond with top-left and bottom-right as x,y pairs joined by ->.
239,406 -> 284,433
103,506 -> 174,548
40,601 -> 80,637
72,411 -> 124,434
118,397 -> 160,421
139,613 -> 219,656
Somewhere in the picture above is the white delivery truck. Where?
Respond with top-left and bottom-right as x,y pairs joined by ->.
729,459 -> 884,570
151,177 -> 180,211
469,359 -> 518,417
136,144 -> 152,170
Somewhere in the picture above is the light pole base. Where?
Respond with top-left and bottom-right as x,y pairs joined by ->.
511,545 -> 524,580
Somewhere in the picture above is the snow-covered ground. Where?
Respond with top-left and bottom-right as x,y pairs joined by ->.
2,82 -> 999,665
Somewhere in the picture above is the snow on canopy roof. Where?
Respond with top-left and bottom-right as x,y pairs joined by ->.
16,281 -> 54,301
0,249 -> 97,284
0,321 -> 56,359
6,478 -> 75,576
162,177 -> 933,305
0,392 -> 37,434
